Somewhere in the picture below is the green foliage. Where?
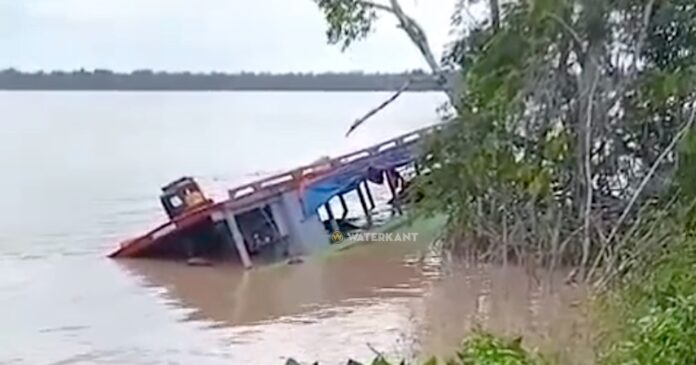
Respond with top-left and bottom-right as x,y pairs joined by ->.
644,0 -> 696,71
286,332 -> 545,365
676,131 -> 696,201
599,233 -> 696,365
417,0 -> 696,269
421,0 -> 575,216
454,333 -> 545,365
314,0 -> 377,50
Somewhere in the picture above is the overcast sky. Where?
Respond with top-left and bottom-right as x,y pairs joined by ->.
1,0 -> 465,73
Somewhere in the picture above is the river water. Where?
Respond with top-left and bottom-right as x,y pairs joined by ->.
0,92 -> 589,365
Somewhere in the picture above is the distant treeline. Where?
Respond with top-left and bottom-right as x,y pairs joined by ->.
0,69 -> 446,91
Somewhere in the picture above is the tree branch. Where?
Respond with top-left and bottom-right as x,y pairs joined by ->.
335,0 -> 457,135
629,0 -> 656,78
545,11 -> 584,56
606,99 -> 696,245
355,0 -> 394,14
357,0 -> 457,106
580,71 -> 600,276
489,0 -> 500,30
346,79 -> 412,136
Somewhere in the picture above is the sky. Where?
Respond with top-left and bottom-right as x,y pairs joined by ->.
1,0 -> 464,73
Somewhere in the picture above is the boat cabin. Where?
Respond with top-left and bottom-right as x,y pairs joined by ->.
160,177 -> 212,219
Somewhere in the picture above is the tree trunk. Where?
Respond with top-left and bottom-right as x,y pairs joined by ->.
387,0 -> 457,106
489,0 -> 500,30
577,39 -> 601,278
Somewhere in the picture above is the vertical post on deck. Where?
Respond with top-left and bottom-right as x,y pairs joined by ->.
339,194 -> 349,220
227,213 -> 253,269
324,202 -> 340,233
357,182 -> 373,228
414,161 -> 422,176
387,171 -> 403,216
363,181 -> 376,210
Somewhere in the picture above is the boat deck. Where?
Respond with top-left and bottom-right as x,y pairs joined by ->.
108,124 -> 441,260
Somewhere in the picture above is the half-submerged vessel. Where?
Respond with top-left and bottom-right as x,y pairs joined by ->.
108,126 -> 439,268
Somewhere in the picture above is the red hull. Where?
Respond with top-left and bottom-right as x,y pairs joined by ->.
108,202 -> 224,258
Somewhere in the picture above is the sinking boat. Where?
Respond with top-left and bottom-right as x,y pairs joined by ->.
108,125 -> 440,268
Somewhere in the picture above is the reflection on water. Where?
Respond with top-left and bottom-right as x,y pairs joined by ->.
417,262 -> 592,364
120,243 -> 434,327
118,242 -> 590,364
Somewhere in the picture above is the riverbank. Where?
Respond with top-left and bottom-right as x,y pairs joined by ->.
296,219 -> 696,365
596,232 -> 696,365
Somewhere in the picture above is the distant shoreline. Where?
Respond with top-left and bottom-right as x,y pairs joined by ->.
0,69 -> 447,92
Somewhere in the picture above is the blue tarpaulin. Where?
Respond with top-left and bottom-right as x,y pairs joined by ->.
301,144 -> 418,217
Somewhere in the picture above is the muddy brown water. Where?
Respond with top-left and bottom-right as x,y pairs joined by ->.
0,92 -> 590,364
2,242 -> 591,365
114,242 -> 591,364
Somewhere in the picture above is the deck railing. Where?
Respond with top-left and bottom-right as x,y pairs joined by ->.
227,124 -> 442,200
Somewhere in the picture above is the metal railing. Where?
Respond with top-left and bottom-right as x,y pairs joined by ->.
227,124 -> 442,200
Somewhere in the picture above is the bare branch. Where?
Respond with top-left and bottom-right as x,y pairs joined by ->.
357,0 -> 456,105
390,1 -> 443,72
346,79 -> 412,136
366,342 -> 386,358
489,0 -> 500,30
606,99 -> 696,245
544,11 -> 584,55
629,0 -> 656,78
580,71 -> 600,276
334,0 -> 457,135
590,192 -> 681,283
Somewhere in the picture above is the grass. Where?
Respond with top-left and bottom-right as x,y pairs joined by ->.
596,233 -> 696,365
